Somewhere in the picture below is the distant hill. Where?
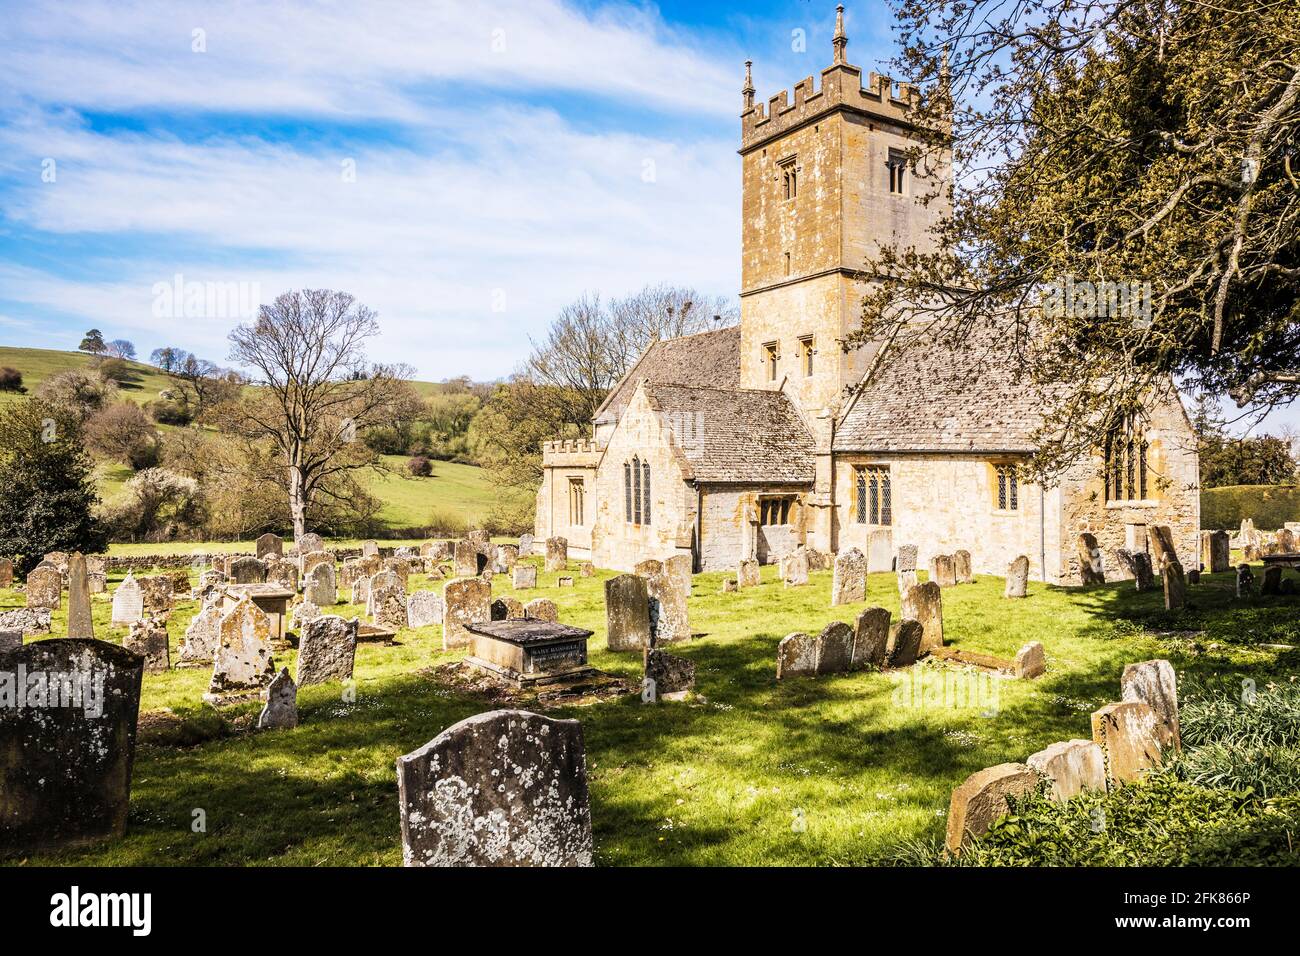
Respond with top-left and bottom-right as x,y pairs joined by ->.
0,346 -> 174,407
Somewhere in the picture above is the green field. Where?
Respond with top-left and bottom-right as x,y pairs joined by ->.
0,346 -> 175,408
5,557 -> 1295,867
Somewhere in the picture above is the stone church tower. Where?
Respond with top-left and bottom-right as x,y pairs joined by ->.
737,6 -> 951,550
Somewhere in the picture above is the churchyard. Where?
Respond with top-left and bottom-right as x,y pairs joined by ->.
3,531 -> 1296,867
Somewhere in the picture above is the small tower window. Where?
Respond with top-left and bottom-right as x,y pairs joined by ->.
799,336 -> 814,377
568,477 -> 585,526
783,251 -> 791,276
780,158 -> 798,200
887,148 -> 907,194
624,458 -> 651,526
763,342 -> 779,381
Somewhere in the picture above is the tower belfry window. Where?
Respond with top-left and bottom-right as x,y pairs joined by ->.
780,158 -> 798,200
887,148 -> 907,194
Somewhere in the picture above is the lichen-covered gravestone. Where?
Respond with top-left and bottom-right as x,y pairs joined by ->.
524,598 -> 559,623
643,648 -> 695,697
518,533 -> 534,557
396,709 -> 593,867
831,548 -> 867,605
206,597 -> 276,699
296,615 -> 359,686
636,560 -> 689,644
901,581 -> 944,652
0,639 -> 144,854
605,574 -> 650,652
544,536 -> 568,572
1014,641 -> 1046,679
896,544 -> 918,573
775,632 -> 817,679
1149,525 -> 1178,569
180,603 -> 223,664
230,556 -> 267,585
111,574 -> 145,626
945,763 -> 1041,853
305,562 -> 337,607
406,590 -> 444,628
953,549 -> 974,584
490,596 -> 524,621
737,559 -> 761,589
1026,740 -> 1106,801
1163,560 -> 1187,610
371,581 -> 407,630
512,564 -> 537,589
442,577 -> 491,649
297,532 -> 325,555
25,565 -> 62,611
780,548 -> 810,587
885,619 -> 924,668
815,621 -> 855,675
124,620 -> 170,672
0,608 -> 52,636
258,667 -> 298,730
1091,700 -> 1165,787
1004,555 -> 1029,598
1077,532 -> 1105,585
1120,659 -> 1180,750
851,607 -> 890,669
265,557 -> 299,592
256,533 -> 284,560
66,552 -> 94,640
1202,530 -> 1231,573
138,575 -> 174,615
928,554 -> 957,588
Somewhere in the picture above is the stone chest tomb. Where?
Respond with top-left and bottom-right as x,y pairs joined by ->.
464,619 -> 596,687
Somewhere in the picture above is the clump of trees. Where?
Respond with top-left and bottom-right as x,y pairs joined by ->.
0,367 -> 24,393
1191,397 -> 1298,488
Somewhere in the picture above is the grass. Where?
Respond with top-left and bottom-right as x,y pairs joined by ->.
5,556 -> 1297,867
0,346 -> 175,408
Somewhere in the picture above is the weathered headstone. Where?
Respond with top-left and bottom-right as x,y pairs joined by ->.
291,600 -> 322,632
443,578 -> 491,649
296,615 -> 359,686
110,574 -> 145,626
928,554 -> 957,588
1236,563 -> 1255,597
1014,641 -> 1046,679
258,667 -> 298,730
605,574 -> 650,652
1004,555 -> 1029,598
945,763 -> 1041,853
256,533 -> 284,560
512,564 -> 538,589
301,550 -> 333,580
953,549 -> 974,584
901,581 -> 943,653
397,709 -> 593,867
1202,530 -> 1231,573
383,556 -> 412,589
815,621 -> 854,675
896,544 -> 918,573
519,533 -> 534,557
453,539 -> 480,578
25,564 -> 62,610
406,590 -> 445,628
639,561 -> 689,644
490,596 -> 524,621
1163,559 -> 1187,610
1026,740 -> 1106,801
230,556 -> 268,585
362,540 -> 380,558
831,548 -> 867,605
851,607 -> 890,669
885,619 -> 924,668
0,639 -> 144,853
557,576 -> 574,588
896,568 -> 918,596
644,648 -> 695,697
1091,700 -> 1165,787
780,548 -> 810,587
1261,564 -> 1283,595
265,557 -> 299,592
1149,525 -> 1178,569
1077,532 -> 1105,585
297,532 -> 325,555
524,598 -> 559,623
494,544 -> 520,574
776,632 -> 817,679
0,558 -> 12,589
305,561 -> 337,607
180,603 -> 223,663
124,619 -> 170,672
371,581 -> 408,630
364,570 -> 402,616
66,552 -> 94,639
207,597 -> 276,698
1130,550 -> 1156,591
1120,659 -> 1180,750
0,608 -> 51,636
865,529 -> 893,572
737,559 -> 761,589
545,536 -> 568,572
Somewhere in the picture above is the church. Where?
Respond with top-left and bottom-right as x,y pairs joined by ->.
534,7 -> 1200,585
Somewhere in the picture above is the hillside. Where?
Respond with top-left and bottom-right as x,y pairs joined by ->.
0,346 -> 174,407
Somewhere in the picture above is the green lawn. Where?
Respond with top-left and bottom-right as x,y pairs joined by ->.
5,558 -> 1294,867
368,456 -> 521,529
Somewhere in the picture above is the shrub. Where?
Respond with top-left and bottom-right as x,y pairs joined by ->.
407,455 -> 433,477
103,468 -> 205,541
426,507 -> 470,536
146,398 -> 193,426
34,369 -> 118,423
97,356 -> 136,385
86,402 -> 160,469
1201,484 -> 1300,530
0,367 -> 24,393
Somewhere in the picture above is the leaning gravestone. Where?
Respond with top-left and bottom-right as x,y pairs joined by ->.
442,578 -> 491,649
945,763 -> 1041,853
66,552 -> 94,640
207,598 -> 276,699
1121,659 -> 1180,750
953,550 -> 974,584
1261,564 -> 1283,595
901,581 -> 944,652
111,574 -> 145,626
928,554 -> 957,588
230,556 -> 267,585
305,562 -> 337,607
1130,551 -> 1156,591
1091,700 -> 1165,787
852,607 -> 890,669
258,668 -> 298,730
737,559 -> 761,589
545,537 -> 568,572
255,533 -> 284,560
1014,641 -> 1046,679
397,709 -> 593,866
1163,560 -> 1187,611
886,619 -> 924,668
512,564 -> 537,589
775,632 -> 817,679
605,574 -> 651,652
26,564 -> 62,611
1149,525 -> 1178,569
1004,555 -> 1030,598
780,548 -> 810,587
180,604 -> 223,664
1026,740 -> 1106,801
1077,532 -> 1105,585
815,622 -> 855,675
0,639 -> 144,854
831,548 -> 867,605
296,615 -> 359,686
124,620 -> 170,672
406,590 -> 444,628
644,648 -> 695,697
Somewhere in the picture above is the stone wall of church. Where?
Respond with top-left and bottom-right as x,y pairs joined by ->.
535,440 -> 602,554
697,483 -> 810,572
1056,391 -> 1201,583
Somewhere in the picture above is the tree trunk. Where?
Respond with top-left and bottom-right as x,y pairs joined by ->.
289,465 -> 307,542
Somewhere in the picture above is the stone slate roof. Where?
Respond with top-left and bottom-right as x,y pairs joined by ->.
594,325 -> 741,425
642,382 -> 816,484
835,327 -> 1048,453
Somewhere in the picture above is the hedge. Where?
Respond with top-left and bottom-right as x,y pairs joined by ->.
1201,484 -> 1300,530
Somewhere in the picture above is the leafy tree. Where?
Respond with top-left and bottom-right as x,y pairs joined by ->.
79,329 -> 106,354
0,368 -> 24,393
0,400 -> 107,575
1189,396 -> 1296,487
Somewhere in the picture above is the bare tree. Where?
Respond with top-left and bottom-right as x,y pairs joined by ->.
226,289 -> 416,541
523,293 -> 622,427
606,283 -> 738,369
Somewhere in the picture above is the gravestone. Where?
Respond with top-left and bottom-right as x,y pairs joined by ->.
896,569 -> 918,596
180,604 -> 223,664
265,557 -> 299,592
1077,533 -> 1105,585
1014,641 -> 1046,679
362,540 -> 380,558
66,552 -> 94,640
0,558 -> 12,589
579,562 -> 595,578
1149,525 -> 1178,569
776,632 -> 817,679
638,561 -> 689,644
1026,740 -> 1106,801
519,533 -> 534,556
780,548 -> 810,587
851,607 -> 890,669
138,575 -> 173,616
291,600 -> 322,631
0,631 -> 19,652
644,648 -> 695,697
406,590 -> 445,628
1202,530 -> 1231,573
396,709 -> 593,867
557,576 -> 574,588
490,596 -> 524,621
26,565 -> 62,610
896,544 -> 918,573
207,598 -> 276,698
365,570 -> 401,616
866,529 -> 893,572
0,608 -> 51,636
945,763 -> 1041,853
953,550 -> 974,584
255,533 -> 284,560
1091,700 -> 1165,787
124,619 -> 170,672
1279,528 -> 1296,553
301,550 -> 333,579
494,544 -> 520,574
383,556 -> 412,589
545,536 -> 568,572
1163,560 -> 1187,610
371,581 -> 408,630
815,621 -> 854,675
1130,551 -> 1156,591
87,572 -> 108,595
831,548 -> 867,605
111,574 -> 145,626
901,581 -> 944,652
258,667 -> 298,730
1236,563 -> 1255,597
297,533 -> 325,555
928,554 -> 957,588
737,559 -> 761,589
885,619 -> 924,668
1261,564 -> 1283,595
230,556 -> 267,585
1187,568 -> 1201,585
0,639 -> 144,854
296,615 -> 359,686
305,562 -> 337,607
524,598 -> 559,623
453,540 -> 480,578
512,564 -> 538,589
443,578 -> 491,649
1120,659 -> 1180,750
605,574 -> 651,652
1004,555 -> 1029,598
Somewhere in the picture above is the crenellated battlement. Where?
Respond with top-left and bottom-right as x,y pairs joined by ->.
741,64 -> 925,153
541,438 -> 605,466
